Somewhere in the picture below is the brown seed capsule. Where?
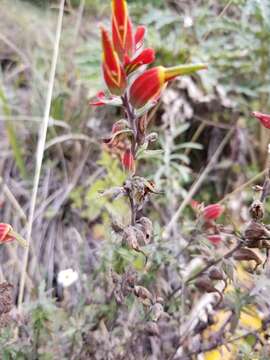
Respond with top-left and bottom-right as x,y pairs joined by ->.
194,276 -> 217,293
122,226 -> 139,250
244,221 -> 270,241
133,226 -> 147,247
208,267 -> 224,281
249,200 -> 265,221
134,285 -> 153,305
151,303 -> 164,322
194,276 -> 223,306
145,321 -> 160,336
137,217 -> 153,244
233,248 -> 262,270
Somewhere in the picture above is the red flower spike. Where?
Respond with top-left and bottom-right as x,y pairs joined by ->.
135,26 -> 146,51
129,64 -> 207,109
125,48 -> 155,75
252,111 -> 270,129
101,26 -> 127,95
121,149 -> 135,173
203,204 -> 224,221
0,223 -> 27,247
112,0 -> 134,60
208,234 -> 222,246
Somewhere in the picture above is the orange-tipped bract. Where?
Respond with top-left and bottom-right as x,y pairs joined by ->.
101,26 -> 127,95
112,0 -> 134,60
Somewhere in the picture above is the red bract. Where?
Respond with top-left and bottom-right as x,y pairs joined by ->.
252,111 -> 270,129
89,91 -> 107,106
0,223 -> 27,247
208,234 -> 222,246
129,64 -> 207,109
121,149 -> 135,173
134,26 -> 146,51
125,48 -> 155,75
0,223 -> 15,244
112,0 -> 134,60
203,204 -> 224,221
101,26 -> 127,95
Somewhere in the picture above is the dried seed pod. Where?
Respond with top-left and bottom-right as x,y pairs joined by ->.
123,226 -> 139,250
194,276 -> 223,306
111,219 -> 124,233
244,221 -> 270,241
111,270 -> 121,284
151,303 -> 164,322
134,285 -> 153,305
125,272 -> 137,289
249,200 -> 265,221
194,276 -> 217,293
133,226 -> 147,247
114,286 -> 124,305
0,283 -> 13,315
122,226 -> 148,264
233,248 -> 262,270
208,267 -> 224,281
137,217 -> 153,244
145,321 -> 160,336
156,296 -> 164,304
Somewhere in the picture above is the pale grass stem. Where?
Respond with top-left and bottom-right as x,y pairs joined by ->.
18,0 -> 65,309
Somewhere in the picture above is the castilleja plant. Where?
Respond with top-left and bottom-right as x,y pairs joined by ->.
90,0 -> 207,268
90,0 -> 208,334
91,0 -> 207,181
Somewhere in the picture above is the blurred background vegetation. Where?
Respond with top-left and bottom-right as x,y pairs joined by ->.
1,0 -> 270,358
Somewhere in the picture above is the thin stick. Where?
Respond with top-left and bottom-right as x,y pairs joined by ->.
163,127 -> 235,239
18,0 -> 65,309
166,241 -> 242,302
218,168 -> 268,205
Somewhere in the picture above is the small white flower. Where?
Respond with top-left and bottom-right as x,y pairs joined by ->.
184,16 -> 193,28
57,268 -> 78,288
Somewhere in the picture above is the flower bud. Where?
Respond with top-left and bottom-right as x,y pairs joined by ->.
121,149 -> 136,173
252,111 -> 270,129
129,64 -> 207,109
203,204 -> 224,221
207,234 -> 222,246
